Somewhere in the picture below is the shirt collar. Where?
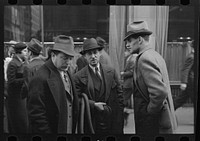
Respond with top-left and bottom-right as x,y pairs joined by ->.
16,55 -> 23,63
29,56 -> 41,62
89,63 -> 100,73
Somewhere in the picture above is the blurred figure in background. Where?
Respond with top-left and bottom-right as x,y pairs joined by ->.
4,45 -> 15,82
6,42 -> 29,133
21,38 -> 45,99
96,37 -> 113,68
174,40 -> 194,110
76,53 -> 88,72
120,49 -> 137,125
4,44 -> 15,133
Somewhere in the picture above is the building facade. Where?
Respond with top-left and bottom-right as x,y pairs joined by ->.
4,6 -> 42,42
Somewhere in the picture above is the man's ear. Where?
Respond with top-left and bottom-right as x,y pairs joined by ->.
138,36 -> 143,44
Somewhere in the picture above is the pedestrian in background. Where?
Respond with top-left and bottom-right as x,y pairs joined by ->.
6,42 -> 29,133
124,21 -> 177,134
96,37 -> 113,68
120,49 -> 137,125
174,40 -> 194,110
27,35 -> 79,133
74,38 -> 124,134
21,38 -> 45,99
76,53 -> 88,72
4,44 -> 15,133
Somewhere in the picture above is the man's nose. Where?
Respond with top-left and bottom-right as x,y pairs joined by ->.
126,43 -> 129,48
91,53 -> 96,58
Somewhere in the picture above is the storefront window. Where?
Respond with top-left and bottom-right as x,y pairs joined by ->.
43,6 -> 109,42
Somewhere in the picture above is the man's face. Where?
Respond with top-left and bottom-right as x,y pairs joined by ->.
125,37 -> 140,54
85,49 -> 101,67
21,48 -> 28,59
52,52 -> 73,71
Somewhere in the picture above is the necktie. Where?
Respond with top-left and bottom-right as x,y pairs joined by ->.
95,67 -> 102,80
63,71 -> 71,94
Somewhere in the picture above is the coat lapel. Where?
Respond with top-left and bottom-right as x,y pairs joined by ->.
45,60 -> 66,112
101,65 -> 113,102
79,66 -> 94,100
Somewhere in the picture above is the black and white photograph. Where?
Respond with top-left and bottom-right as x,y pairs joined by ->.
3,4 -> 198,140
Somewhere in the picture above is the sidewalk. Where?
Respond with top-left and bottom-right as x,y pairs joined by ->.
124,106 -> 194,134
175,106 -> 194,134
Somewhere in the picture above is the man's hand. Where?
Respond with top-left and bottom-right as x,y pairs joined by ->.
180,83 -> 187,91
94,102 -> 106,111
120,71 -> 124,76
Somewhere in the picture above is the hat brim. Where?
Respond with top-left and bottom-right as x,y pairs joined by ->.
51,48 -> 77,57
28,46 -> 41,55
124,31 -> 152,41
51,43 -> 77,57
80,46 -> 104,55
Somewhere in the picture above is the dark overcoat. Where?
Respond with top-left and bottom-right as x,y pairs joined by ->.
181,51 -> 194,100
21,56 -> 45,98
6,55 -> 28,133
74,64 -> 124,134
27,59 -> 79,133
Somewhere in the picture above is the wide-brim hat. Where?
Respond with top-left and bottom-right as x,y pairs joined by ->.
14,42 -> 27,51
27,38 -> 43,55
124,21 -> 152,41
80,38 -> 104,55
51,35 -> 76,57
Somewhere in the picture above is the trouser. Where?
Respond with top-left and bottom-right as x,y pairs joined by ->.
123,88 -> 133,108
134,113 -> 159,135
174,87 -> 194,110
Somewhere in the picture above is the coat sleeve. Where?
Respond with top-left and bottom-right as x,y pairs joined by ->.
7,62 -> 24,87
181,53 -> 194,84
139,56 -> 168,114
27,76 -> 52,133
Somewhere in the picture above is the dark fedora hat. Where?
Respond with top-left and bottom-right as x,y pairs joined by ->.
52,35 -> 76,57
80,38 -> 104,55
27,38 -> 43,55
96,37 -> 106,47
124,21 -> 152,41
14,42 -> 27,51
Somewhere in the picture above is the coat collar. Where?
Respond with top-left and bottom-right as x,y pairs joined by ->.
138,45 -> 152,57
29,56 -> 42,63
45,59 -> 65,112
13,55 -> 24,66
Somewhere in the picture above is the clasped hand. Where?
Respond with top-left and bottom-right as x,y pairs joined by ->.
94,102 -> 106,111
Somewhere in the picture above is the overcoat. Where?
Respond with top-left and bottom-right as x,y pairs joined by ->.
133,46 -> 177,134
74,64 -> 124,134
6,55 -> 28,133
174,51 -> 194,109
28,59 -> 79,133
21,56 -> 45,98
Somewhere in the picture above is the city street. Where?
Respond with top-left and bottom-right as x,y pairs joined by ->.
124,106 -> 194,134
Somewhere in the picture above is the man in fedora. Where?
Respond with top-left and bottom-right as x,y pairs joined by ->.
6,42 -> 29,133
21,38 -> 45,98
96,37 -> 113,68
27,35 -> 79,133
124,21 -> 177,134
74,38 -> 124,134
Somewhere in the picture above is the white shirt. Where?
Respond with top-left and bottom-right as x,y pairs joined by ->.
89,63 -> 102,78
